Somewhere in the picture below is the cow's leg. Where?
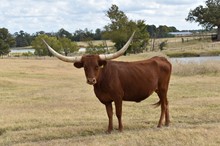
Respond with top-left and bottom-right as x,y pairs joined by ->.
114,100 -> 123,132
157,89 -> 169,127
165,99 -> 170,127
105,102 -> 113,133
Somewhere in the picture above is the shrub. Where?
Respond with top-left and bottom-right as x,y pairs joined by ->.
159,40 -> 168,51
22,51 -> 34,57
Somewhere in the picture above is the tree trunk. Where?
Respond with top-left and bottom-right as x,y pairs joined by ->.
217,25 -> 220,41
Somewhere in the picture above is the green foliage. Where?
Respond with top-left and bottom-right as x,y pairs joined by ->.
57,28 -> 72,39
72,28 -> 96,41
106,4 -> 128,30
186,0 -> 220,28
32,35 -> 77,56
14,30 -> 33,47
59,37 -> 77,56
0,28 -> 15,56
186,0 -> 220,40
32,34 -> 61,56
147,25 -> 178,38
22,51 -> 34,57
103,4 -> 150,54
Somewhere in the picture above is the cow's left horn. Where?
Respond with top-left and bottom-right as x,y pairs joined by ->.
42,39 -> 82,63
99,31 -> 135,60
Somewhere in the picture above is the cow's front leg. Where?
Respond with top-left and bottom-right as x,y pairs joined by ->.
114,100 -> 123,132
105,102 -> 113,133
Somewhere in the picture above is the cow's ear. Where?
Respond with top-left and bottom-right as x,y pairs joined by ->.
98,60 -> 107,67
74,62 -> 83,68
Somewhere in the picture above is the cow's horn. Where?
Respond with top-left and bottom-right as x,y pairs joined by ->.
42,39 -> 82,63
99,31 -> 135,60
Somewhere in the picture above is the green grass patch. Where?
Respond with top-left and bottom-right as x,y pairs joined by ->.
166,51 -> 200,57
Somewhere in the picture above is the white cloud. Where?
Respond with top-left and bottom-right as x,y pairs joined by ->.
0,0 -> 205,34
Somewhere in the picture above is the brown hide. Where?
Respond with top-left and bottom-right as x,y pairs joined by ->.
74,55 -> 172,133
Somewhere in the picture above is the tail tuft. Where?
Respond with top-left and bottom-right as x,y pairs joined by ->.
152,100 -> 161,108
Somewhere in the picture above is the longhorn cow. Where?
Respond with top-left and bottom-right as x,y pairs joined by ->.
42,32 -> 172,133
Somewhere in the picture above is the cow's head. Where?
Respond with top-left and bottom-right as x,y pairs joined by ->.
73,55 -> 106,85
42,32 -> 135,85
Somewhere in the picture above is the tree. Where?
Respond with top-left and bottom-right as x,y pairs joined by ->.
130,20 -> 149,53
32,34 -> 61,56
94,28 -> 102,40
147,25 -> 157,38
169,26 -> 178,32
186,0 -> 220,41
103,4 -> 149,54
72,28 -> 94,41
35,31 -> 46,36
14,30 -> 33,47
57,28 -> 72,40
106,4 -> 128,31
58,37 -> 77,56
156,25 -> 172,38
32,34 -> 77,56
0,28 -> 15,56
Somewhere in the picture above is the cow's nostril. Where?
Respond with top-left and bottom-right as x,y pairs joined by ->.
87,78 -> 97,85
92,78 -> 96,83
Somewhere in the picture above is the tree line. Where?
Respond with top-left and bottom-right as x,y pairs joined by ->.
0,24 -> 179,56
1,0 -> 220,56
4,24 -> 179,48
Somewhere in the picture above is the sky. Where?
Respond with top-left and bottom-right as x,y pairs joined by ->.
0,0 -> 206,34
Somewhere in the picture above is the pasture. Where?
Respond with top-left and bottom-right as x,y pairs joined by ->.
0,55 -> 220,146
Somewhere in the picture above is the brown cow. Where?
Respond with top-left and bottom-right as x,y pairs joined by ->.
42,32 -> 172,133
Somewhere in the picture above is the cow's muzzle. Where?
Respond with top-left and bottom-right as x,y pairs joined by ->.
87,78 -> 97,85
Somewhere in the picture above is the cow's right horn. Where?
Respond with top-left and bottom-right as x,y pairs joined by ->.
42,39 -> 82,63
99,31 -> 135,60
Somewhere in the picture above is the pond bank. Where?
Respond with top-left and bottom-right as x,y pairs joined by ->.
165,50 -> 220,58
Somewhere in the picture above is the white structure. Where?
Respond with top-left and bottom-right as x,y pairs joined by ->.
168,32 -> 193,36
78,48 -> 86,53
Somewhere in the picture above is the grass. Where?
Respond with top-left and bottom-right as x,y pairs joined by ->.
0,56 -> 220,145
172,60 -> 220,76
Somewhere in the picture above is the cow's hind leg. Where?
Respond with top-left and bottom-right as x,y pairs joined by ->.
156,89 -> 170,127
114,100 -> 123,132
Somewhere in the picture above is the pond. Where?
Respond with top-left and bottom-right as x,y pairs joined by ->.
170,56 -> 220,63
9,48 -> 220,63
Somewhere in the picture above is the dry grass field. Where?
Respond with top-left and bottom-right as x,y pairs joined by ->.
0,55 -> 220,146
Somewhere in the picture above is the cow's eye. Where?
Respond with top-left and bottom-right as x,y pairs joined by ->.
95,66 -> 99,70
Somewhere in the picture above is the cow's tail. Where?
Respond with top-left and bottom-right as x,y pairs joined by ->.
152,100 -> 161,108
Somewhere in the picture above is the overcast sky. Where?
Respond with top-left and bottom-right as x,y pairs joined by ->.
0,0 -> 206,34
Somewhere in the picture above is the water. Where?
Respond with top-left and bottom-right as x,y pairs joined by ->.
10,49 -> 35,54
170,56 -> 220,63
9,48 -> 220,63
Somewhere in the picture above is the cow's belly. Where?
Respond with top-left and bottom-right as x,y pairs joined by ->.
122,84 -> 156,102
123,91 -> 153,102
94,81 -> 157,104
